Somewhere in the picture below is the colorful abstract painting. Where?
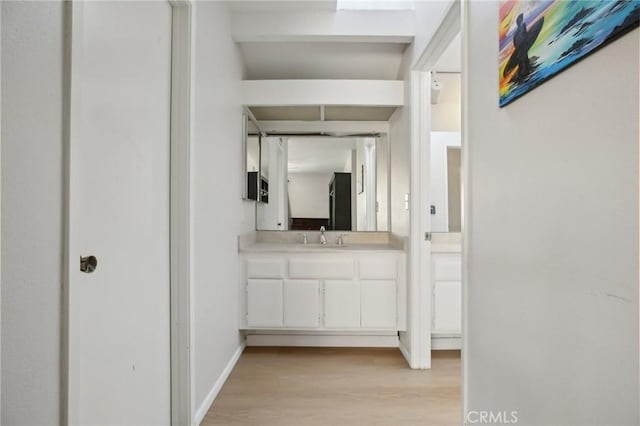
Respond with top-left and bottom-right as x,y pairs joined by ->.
499,0 -> 640,107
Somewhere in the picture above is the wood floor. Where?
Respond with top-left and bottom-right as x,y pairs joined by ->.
201,347 -> 461,426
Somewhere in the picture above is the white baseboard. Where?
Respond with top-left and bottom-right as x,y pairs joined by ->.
246,333 -> 399,347
398,341 -> 411,366
194,342 -> 246,425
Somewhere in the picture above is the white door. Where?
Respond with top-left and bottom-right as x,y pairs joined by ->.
324,280 -> 360,328
284,280 -> 320,327
67,3 -> 172,425
361,280 -> 397,328
433,281 -> 462,333
247,279 -> 284,327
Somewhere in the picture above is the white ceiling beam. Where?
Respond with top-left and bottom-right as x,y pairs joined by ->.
255,121 -> 390,135
243,80 -> 404,106
232,11 -> 415,43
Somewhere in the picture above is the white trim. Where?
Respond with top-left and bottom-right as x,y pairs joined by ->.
399,341 -> 411,365
460,0 -> 470,421
409,0 -> 462,372
61,3 -> 72,424
169,2 -> 192,426
255,120 -> 390,135
0,3 -> 3,418
246,334 -> 399,347
194,343 -> 246,426
408,69 -> 432,370
414,1 -> 461,71
188,2 -> 198,419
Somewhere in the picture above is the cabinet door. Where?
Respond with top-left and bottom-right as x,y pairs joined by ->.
324,280 -> 360,328
361,280 -> 397,329
247,279 -> 283,327
284,280 -> 320,328
433,281 -> 461,333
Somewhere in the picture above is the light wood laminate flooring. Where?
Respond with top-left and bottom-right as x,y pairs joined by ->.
201,347 -> 461,426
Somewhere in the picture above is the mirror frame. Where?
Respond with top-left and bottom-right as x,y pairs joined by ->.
241,113 -> 249,200
242,109 -> 263,202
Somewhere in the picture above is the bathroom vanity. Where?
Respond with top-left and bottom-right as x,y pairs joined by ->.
239,232 -> 406,347
431,234 -> 462,349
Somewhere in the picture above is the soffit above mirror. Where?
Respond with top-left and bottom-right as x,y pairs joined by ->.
239,42 -> 407,80
248,105 -> 397,122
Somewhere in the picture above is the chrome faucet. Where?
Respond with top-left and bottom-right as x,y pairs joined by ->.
319,226 -> 327,245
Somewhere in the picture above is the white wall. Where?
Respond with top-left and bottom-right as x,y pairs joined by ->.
431,72 -> 460,132
466,2 -> 639,424
191,2 -> 255,421
1,3 -> 64,424
288,172 -> 332,219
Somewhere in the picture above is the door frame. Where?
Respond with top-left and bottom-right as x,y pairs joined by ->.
409,0 -> 461,370
61,2 -> 193,425
169,2 -> 192,425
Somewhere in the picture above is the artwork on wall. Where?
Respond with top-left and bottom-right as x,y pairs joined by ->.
499,0 -> 640,107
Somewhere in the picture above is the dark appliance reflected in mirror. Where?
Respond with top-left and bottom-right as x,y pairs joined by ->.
247,171 -> 268,203
329,172 -> 351,231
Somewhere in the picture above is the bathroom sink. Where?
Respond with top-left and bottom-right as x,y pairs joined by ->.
302,244 -> 349,249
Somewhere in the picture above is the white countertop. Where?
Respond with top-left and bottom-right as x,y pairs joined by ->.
240,242 -> 405,254
239,231 -> 407,254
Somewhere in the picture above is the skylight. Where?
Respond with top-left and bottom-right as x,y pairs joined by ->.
336,0 -> 415,11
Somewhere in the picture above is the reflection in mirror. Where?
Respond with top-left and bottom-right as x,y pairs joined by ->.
256,136 -> 389,231
256,137 -> 285,229
246,133 -> 260,200
430,132 -> 462,232
243,113 -> 264,201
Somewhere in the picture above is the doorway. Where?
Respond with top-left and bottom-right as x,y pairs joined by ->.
408,0 -> 463,373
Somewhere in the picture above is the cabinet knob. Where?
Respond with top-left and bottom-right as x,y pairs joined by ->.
80,255 -> 98,273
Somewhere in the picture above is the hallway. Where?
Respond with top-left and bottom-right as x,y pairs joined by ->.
202,348 -> 460,426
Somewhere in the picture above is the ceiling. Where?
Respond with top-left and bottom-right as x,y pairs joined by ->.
228,1 -> 337,12
240,42 -> 407,80
288,137 -> 356,173
434,32 -> 461,73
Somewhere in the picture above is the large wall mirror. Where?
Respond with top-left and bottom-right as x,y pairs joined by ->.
430,132 -> 462,232
243,113 -> 264,202
243,122 -> 390,232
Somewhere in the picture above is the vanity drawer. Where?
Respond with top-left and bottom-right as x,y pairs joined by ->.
289,258 -> 354,279
247,258 -> 286,279
359,257 -> 397,280
433,256 -> 462,281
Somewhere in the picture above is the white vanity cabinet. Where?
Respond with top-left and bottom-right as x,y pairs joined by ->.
431,252 -> 462,343
283,279 -> 320,327
324,280 -> 360,328
241,251 -> 406,332
247,279 -> 283,327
